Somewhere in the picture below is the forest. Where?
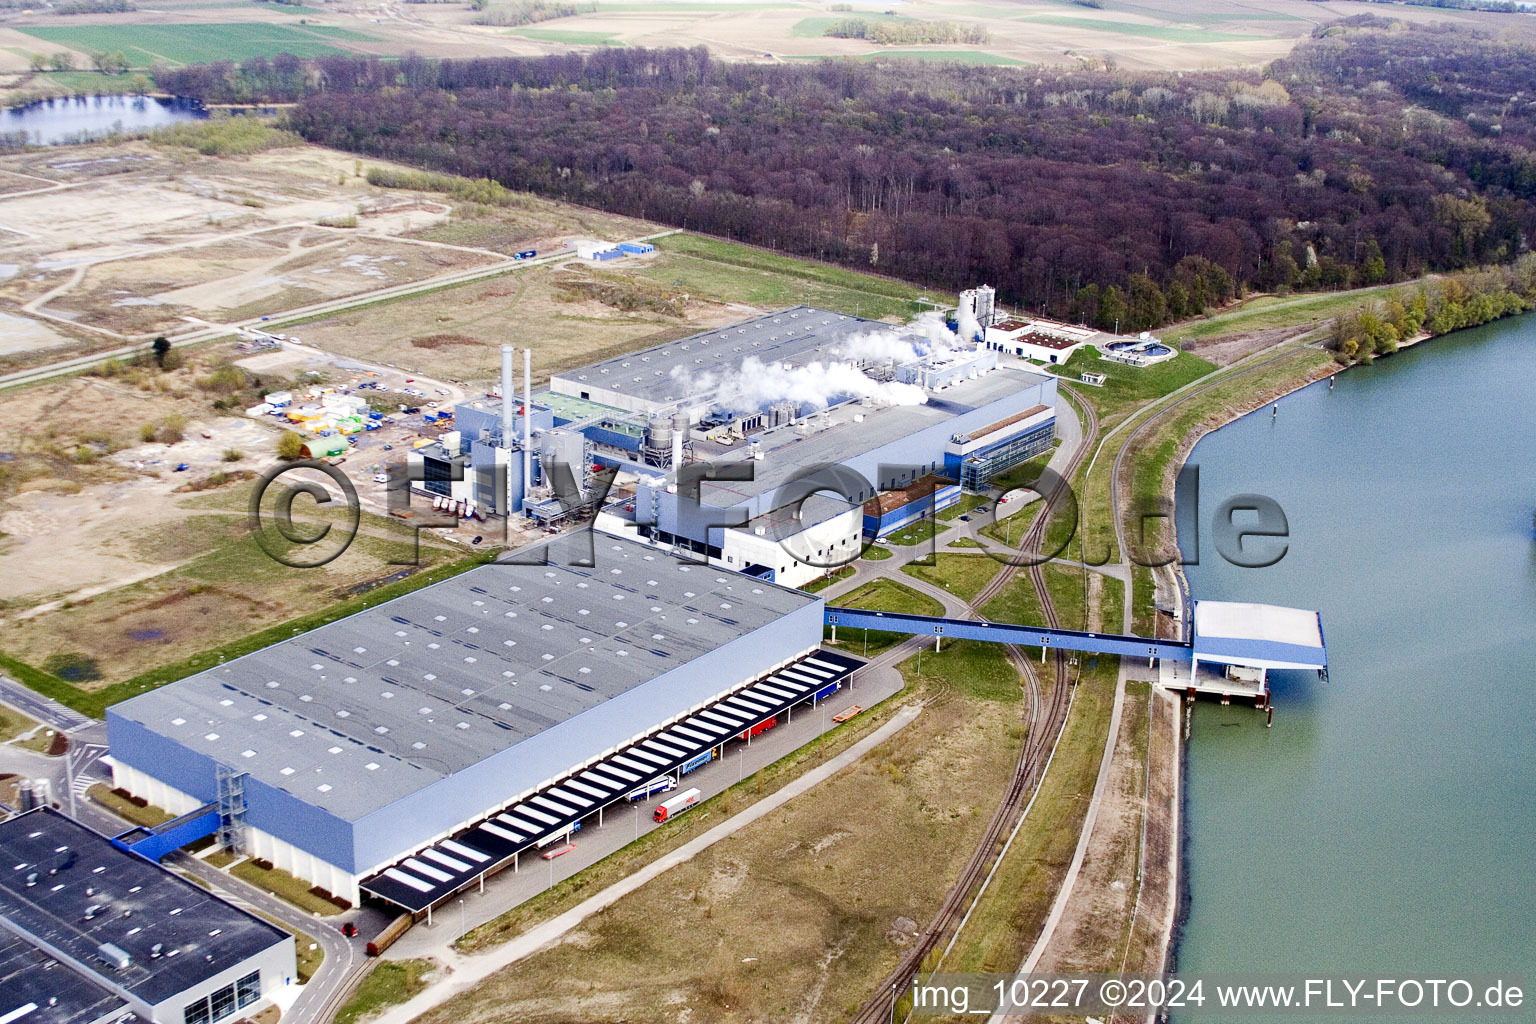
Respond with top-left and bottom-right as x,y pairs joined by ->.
154,18 -> 1536,329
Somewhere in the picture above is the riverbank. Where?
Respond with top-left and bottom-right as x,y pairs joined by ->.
1168,310 -> 1536,995
1150,307 -> 1532,980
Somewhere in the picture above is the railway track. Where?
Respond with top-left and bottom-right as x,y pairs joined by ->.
1107,335 -> 1313,639
848,385 -> 1099,1024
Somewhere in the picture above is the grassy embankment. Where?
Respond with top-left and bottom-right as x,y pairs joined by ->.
0,551 -> 493,718
336,959 -> 437,1024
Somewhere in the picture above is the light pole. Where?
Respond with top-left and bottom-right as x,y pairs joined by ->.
458,898 -> 465,937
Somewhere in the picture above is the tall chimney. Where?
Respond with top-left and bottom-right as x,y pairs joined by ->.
500,345 -> 515,445
522,347 -> 533,505
670,411 -> 688,470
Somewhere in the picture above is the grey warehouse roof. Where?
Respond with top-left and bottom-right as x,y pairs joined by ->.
698,366 -> 1051,507
109,533 -> 818,822
0,930 -> 130,1024
550,306 -> 892,408
0,808 -> 289,1008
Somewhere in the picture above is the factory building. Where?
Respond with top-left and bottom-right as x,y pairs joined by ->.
106,533 -> 833,906
411,297 -> 1059,585
863,475 -> 962,540
983,317 -> 1097,364
946,403 -> 1057,491
0,808 -> 295,1024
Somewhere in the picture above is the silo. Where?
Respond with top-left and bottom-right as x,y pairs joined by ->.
642,416 -> 674,467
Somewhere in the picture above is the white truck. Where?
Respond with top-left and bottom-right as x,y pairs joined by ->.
652,788 -> 700,822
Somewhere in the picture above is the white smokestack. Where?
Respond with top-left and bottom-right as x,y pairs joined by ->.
671,411 -> 687,469
522,348 -> 533,506
500,345 -> 515,444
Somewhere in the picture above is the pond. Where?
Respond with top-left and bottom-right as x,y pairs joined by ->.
3,94 -> 206,146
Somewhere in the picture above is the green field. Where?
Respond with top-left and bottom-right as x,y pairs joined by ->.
641,233 -> 932,320
901,551 -> 999,603
790,13 -> 906,37
17,23 -> 378,66
1053,348 -> 1216,424
1016,15 -> 1262,43
511,28 -> 623,45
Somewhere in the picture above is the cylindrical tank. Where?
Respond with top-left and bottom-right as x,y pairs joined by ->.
643,416 -> 674,451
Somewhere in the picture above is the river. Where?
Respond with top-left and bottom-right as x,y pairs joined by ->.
3,94 -> 205,145
1174,316 -> 1535,996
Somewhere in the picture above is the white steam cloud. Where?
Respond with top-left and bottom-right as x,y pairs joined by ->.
690,356 -> 928,413
673,310 -> 978,417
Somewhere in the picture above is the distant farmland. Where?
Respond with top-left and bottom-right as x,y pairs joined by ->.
18,23 -> 378,66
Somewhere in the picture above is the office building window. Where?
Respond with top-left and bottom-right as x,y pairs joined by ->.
236,972 -> 261,1009
210,985 -> 237,1022
184,998 -> 212,1024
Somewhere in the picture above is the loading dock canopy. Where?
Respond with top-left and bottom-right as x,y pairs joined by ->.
1192,601 -> 1327,670
359,650 -> 862,913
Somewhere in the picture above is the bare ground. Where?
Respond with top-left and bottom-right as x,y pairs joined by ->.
414,695 -> 1024,1024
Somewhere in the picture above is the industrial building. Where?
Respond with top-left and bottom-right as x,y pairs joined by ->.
0,808 -> 295,1024
106,533 -> 850,907
983,317 -> 1097,365
862,475 -> 961,540
410,299 -> 1060,585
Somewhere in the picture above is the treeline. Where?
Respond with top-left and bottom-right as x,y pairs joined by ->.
824,18 -> 990,45
1316,0 -> 1529,12
153,21 -> 1536,328
472,0 -> 595,25
1331,255 -> 1536,362
365,167 -> 525,206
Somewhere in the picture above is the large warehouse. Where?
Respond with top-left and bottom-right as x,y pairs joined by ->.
106,534 -> 851,906
0,808 -> 295,1024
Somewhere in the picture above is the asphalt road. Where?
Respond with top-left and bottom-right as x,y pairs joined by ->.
0,675 -> 91,732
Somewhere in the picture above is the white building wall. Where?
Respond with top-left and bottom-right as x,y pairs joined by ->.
244,826 -> 360,906
715,506 -> 862,589
111,762 -> 361,905
111,761 -> 202,817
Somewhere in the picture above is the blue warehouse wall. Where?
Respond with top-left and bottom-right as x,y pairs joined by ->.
107,711 -> 360,870
865,483 -> 961,538
347,596 -> 826,873
107,711 -> 220,804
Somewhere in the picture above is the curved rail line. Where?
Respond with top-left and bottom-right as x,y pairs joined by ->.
848,384 -> 1099,1024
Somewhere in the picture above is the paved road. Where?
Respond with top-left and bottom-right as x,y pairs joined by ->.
173,854 -> 368,1023
0,676 -> 92,732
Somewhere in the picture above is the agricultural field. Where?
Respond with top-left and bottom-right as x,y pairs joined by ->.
2,0 -> 1530,88
13,23 -> 381,67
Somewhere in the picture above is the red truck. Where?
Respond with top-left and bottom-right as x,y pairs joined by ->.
738,716 -> 777,742
653,788 -> 701,822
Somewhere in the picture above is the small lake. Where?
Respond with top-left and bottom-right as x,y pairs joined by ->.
3,94 -> 206,146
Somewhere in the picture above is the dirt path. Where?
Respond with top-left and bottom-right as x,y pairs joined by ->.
368,704 -> 925,1024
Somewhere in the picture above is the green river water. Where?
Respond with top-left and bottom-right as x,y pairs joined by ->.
1173,314 -> 1535,1004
